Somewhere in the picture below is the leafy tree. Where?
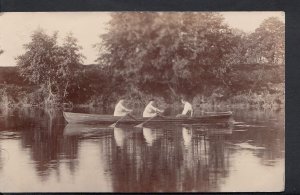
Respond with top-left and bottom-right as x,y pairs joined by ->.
224,17 -> 284,95
225,28 -> 250,65
96,12 -> 238,100
65,64 -> 124,111
247,17 -> 284,65
16,29 -> 85,105
60,33 -> 85,99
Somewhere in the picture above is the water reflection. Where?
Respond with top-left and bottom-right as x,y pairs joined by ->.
0,107 -> 284,192
182,127 -> 192,147
114,127 -> 126,148
142,127 -> 163,146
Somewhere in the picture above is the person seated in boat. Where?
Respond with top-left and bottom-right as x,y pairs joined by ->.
176,98 -> 193,117
143,99 -> 164,117
113,99 -> 133,116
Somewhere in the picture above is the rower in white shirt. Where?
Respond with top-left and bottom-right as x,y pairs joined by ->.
177,98 -> 193,117
113,99 -> 133,116
142,99 -> 163,117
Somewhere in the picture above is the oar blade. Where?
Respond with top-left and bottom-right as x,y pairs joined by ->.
109,123 -> 117,128
135,123 -> 143,128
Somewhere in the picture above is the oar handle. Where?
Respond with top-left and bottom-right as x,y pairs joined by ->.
109,113 -> 130,127
127,113 -> 138,121
135,113 -> 160,128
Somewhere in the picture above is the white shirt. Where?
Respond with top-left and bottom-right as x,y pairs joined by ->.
143,127 -> 155,146
182,102 -> 193,116
143,102 -> 161,117
113,102 -> 131,116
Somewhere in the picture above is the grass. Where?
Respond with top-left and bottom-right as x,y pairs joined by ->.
0,82 -> 284,112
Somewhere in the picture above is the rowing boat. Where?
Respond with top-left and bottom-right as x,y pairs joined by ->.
63,111 -> 233,125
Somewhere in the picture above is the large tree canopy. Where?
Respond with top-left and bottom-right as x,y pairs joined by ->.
96,12 -> 239,100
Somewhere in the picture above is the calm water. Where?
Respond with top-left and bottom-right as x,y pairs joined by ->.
0,107 -> 284,192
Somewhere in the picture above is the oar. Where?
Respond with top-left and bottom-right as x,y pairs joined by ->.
127,113 -> 138,121
109,113 -> 130,128
135,113 -> 160,128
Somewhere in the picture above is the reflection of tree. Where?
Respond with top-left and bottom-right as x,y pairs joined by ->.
100,126 -> 231,192
181,129 -> 211,191
4,108 -> 80,181
0,107 -> 284,191
230,109 -> 284,164
207,135 -> 230,188
181,128 -> 231,192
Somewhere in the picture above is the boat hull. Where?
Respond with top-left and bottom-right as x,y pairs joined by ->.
63,111 -> 232,125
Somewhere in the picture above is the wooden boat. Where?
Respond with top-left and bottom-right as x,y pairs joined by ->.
63,111 -> 233,125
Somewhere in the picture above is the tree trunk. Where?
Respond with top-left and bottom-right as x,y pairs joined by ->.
168,83 -> 177,97
45,108 -> 55,133
63,81 -> 69,100
45,79 -> 56,107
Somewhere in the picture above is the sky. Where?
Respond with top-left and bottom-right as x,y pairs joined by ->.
0,11 -> 284,67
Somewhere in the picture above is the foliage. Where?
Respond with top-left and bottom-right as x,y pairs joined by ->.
222,17 -> 284,95
0,67 -> 28,85
0,84 -> 35,107
246,17 -> 284,64
2,14 -> 284,110
227,64 -> 284,94
97,12 -> 239,100
66,65 -> 114,105
16,29 -> 85,105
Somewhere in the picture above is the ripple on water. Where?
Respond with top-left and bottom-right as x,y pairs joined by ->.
0,131 -> 21,139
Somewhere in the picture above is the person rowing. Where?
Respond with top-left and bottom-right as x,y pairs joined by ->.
113,99 -> 133,116
142,99 -> 164,117
177,98 -> 193,117
110,99 -> 137,127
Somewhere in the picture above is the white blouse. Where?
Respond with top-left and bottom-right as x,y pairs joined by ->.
143,103 -> 161,117
182,102 -> 193,115
113,102 -> 131,116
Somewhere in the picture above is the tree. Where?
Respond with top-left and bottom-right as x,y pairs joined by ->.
96,12 -> 238,100
16,29 -> 85,105
60,33 -> 85,99
247,17 -> 284,65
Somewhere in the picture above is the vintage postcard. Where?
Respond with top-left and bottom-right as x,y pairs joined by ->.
0,12 -> 284,192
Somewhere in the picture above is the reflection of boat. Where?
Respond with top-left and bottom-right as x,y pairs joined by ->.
63,111 -> 232,125
63,124 -> 111,136
193,125 -> 233,135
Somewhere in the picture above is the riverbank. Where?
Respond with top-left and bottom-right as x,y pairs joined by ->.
0,90 -> 284,112
0,63 -> 284,112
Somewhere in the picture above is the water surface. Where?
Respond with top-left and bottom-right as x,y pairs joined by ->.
0,107 -> 284,192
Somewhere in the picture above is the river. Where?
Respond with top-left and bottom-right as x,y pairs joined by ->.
0,107 -> 284,192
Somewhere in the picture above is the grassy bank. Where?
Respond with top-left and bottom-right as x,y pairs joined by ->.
193,89 -> 284,111
0,86 -> 284,112
0,66 -> 284,111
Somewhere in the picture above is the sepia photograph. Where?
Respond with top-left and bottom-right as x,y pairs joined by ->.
0,11 -> 284,192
